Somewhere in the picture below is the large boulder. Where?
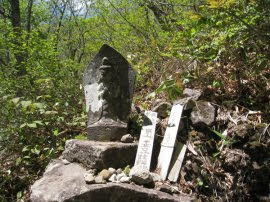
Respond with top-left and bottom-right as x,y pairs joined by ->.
62,139 -> 138,170
30,159 -> 193,202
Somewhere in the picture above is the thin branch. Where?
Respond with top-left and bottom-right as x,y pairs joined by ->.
107,0 -> 148,40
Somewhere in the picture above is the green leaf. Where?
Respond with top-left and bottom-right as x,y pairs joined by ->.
53,129 -> 59,136
27,123 -> 37,128
20,123 -> 27,128
16,157 -> 22,166
11,97 -> 20,104
34,120 -> 43,125
22,146 -> 29,152
17,191 -> 22,199
21,100 -> 32,108
211,129 -> 227,140
33,102 -> 46,109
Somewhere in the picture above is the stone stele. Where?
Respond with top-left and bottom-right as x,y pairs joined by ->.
83,44 -> 136,141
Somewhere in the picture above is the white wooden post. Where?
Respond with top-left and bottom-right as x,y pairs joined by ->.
134,111 -> 157,170
167,141 -> 187,182
157,104 -> 184,180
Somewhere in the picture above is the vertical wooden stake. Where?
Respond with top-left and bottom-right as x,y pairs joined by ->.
168,141 -> 187,182
157,104 -> 184,180
134,111 -> 157,170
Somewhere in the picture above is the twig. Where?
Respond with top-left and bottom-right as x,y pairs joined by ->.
259,124 -> 270,143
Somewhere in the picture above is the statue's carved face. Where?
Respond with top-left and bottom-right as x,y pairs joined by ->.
99,57 -> 113,79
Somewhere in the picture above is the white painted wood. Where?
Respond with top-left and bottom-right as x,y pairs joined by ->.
157,104 -> 184,180
134,111 -> 157,170
168,141 -> 187,182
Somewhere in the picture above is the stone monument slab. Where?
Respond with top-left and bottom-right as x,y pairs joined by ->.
83,44 -> 136,141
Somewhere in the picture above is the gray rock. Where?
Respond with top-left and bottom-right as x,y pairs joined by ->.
62,139 -> 137,170
174,97 -> 195,110
62,159 -> 70,165
120,134 -> 134,143
116,168 -> 122,174
119,176 -> 131,183
130,166 -> 153,185
31,160 -> 192,202
108,167 -> 116,175
150,172 -> 162,182
84,173 -> 95,184
83,44 -> 136,141
190,101 -> 216,126
157,184 -> 174,195
183,88 -> 202,101
86,169 -> 97,175
95,175 -> 106,184
98,169 -> 112,180
153,102 -> 172,118
116,173 -> 127,181
108,174 -> 117,182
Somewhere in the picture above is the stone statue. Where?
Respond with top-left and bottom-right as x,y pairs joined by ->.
83,44 -> 136,141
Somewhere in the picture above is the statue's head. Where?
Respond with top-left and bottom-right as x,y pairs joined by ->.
98,57 -> 113,81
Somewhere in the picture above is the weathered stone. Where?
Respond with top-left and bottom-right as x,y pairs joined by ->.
157,184 -> 174,195
108,167 -> 116,175
119,176 -> 131,183
130,166 -> 153,185
153,102 -> 172,118
150,172 -> 162,182
99,169 -> 112,180
116,168 -> 122,174
182,88 -> 202,101
62,159 -> 70,165
116,173 -> 127,182
84,173 -> 95,184
108,174 -> 117,182
120,134 -> 134,143
83,44 -> 136,141
190,101 -> 216,126
174,97 -> 195,110
95,175 -> 106,184
62,139 -> 137,170
31,160 -> 192,202
86,168 -> 97,175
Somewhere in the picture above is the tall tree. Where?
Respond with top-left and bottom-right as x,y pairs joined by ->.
9,0 -> 27,76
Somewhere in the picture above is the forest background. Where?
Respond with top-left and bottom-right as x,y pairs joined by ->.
0,0 -> 269,201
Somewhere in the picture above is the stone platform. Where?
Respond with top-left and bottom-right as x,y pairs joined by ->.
62,139 -> 138,170
31,159 -> 192,202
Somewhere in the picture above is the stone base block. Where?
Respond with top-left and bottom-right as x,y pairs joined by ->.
62,139 -> 138,170
87,122 -> 127,141
30,159 -> 193,202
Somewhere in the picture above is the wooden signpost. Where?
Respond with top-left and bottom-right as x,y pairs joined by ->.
157,104 -> 184,180
134,111 -> 157,170
167,141 -> 187,182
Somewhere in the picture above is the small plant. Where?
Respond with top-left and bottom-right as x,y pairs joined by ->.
154,78 -> 183,100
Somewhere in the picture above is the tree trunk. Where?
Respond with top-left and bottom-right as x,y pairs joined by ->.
9,0 -> 27,76
26,0 -> 34,33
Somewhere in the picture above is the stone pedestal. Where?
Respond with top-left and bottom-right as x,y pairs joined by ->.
87,120 -> 127,141
62,139 -> 138,170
